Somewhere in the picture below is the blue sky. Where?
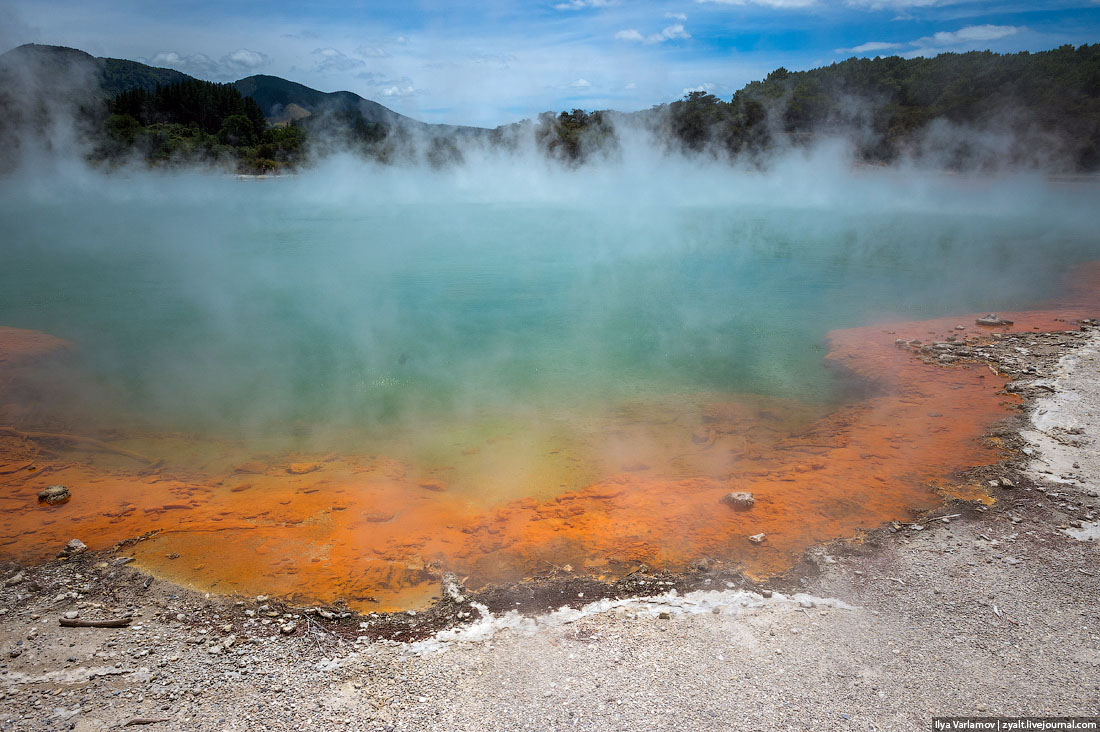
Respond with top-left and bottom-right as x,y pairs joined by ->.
3,0 -> 1099,126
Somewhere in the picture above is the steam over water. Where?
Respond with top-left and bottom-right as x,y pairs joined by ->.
2,149 -> 1100,605
3,156 -> 1097,441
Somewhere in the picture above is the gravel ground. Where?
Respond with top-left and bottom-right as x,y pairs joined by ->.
1,327 -> 1098,732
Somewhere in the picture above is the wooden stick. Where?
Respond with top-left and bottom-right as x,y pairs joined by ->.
59,617 -> 132,628
0,426 -> 153,464
124,718 -> 170,726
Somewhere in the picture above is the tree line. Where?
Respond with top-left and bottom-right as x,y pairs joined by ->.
84,43 -> 1100,172
542,44 -> 1100,170
95,79 -> 305,172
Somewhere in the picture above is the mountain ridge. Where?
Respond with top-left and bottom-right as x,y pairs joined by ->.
0,43 -> 477,132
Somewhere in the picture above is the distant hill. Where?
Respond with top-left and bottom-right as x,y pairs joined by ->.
0,43 -> 194,97
0,44 -> 479,133
540,44 -> 1100,171
234,74 -> 412,128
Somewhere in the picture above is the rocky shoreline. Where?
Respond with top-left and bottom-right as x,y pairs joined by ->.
2,322 -> 1098,731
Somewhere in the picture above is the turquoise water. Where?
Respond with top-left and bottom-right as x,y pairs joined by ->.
1,164 -> 1098,453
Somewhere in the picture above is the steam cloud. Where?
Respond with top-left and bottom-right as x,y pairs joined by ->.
1,46 -> 1099,462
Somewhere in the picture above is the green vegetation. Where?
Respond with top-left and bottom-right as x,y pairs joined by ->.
535,109 -> 617,163
2,41 -> 1098,173
664,45 -> 1100,169
99,57 -> 189,97
538,45 -> 1100,170
96,79 -> 304,172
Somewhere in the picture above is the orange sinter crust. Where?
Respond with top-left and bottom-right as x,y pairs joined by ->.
2,265 -> 1098,610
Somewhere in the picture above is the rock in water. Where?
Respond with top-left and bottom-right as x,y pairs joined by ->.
37,484 -> 71,505
976,314 -> 1014,326
721,491 -> 755,510
286,462 -> 320,475
748,533 -> 767,544
57,539 -> 87,558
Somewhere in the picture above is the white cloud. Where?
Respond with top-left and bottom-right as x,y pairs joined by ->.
844,0 -> 957,8
151,51 -> 186,66
665,12 -> 688,20
553,0 -> 615,8
615,23 -> 691,44
224,49 -> 268,70
695,0 -> 818,8
660,23 -> 691,40
381,85 -> 416,97
569,78 -> 592,88
312,47 -> 366,73
149,48 -> 270,80
919,24 -> 1019,46
841,24 -> 1021,59
682,82 -> 717,95
835,40 -> 904,54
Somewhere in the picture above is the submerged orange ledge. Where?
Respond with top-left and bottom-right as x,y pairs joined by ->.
2,266 -> 1097,611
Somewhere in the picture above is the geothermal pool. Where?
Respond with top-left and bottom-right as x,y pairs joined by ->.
2,159 -> 1099,609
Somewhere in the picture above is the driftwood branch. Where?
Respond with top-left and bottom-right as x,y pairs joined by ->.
59,617 -> 132,628
0,426 -> 154,464
124,718 -> 171,726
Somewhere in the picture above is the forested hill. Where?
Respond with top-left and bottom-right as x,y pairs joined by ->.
233,75 -> 412,128
0,43 -> 483,172
2,42 -> 1098,172
542,44 -> 1100,171
0,44 -> 193,96
735,45 -> 1100,168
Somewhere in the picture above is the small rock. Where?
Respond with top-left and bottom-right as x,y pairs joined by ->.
58,539 -> 87,558
748,533 -> 767,544
976,314 -> 1014,327
760,589 -> 773,598
657,611 -> 671,620
286,462 -> 320,475
279,621 -> 297,634
37,485 -> 71,506
721,492 -> 755,510
3,572 -> 24,587
63,611 -> 79,620
1000,477 -> 1015,488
